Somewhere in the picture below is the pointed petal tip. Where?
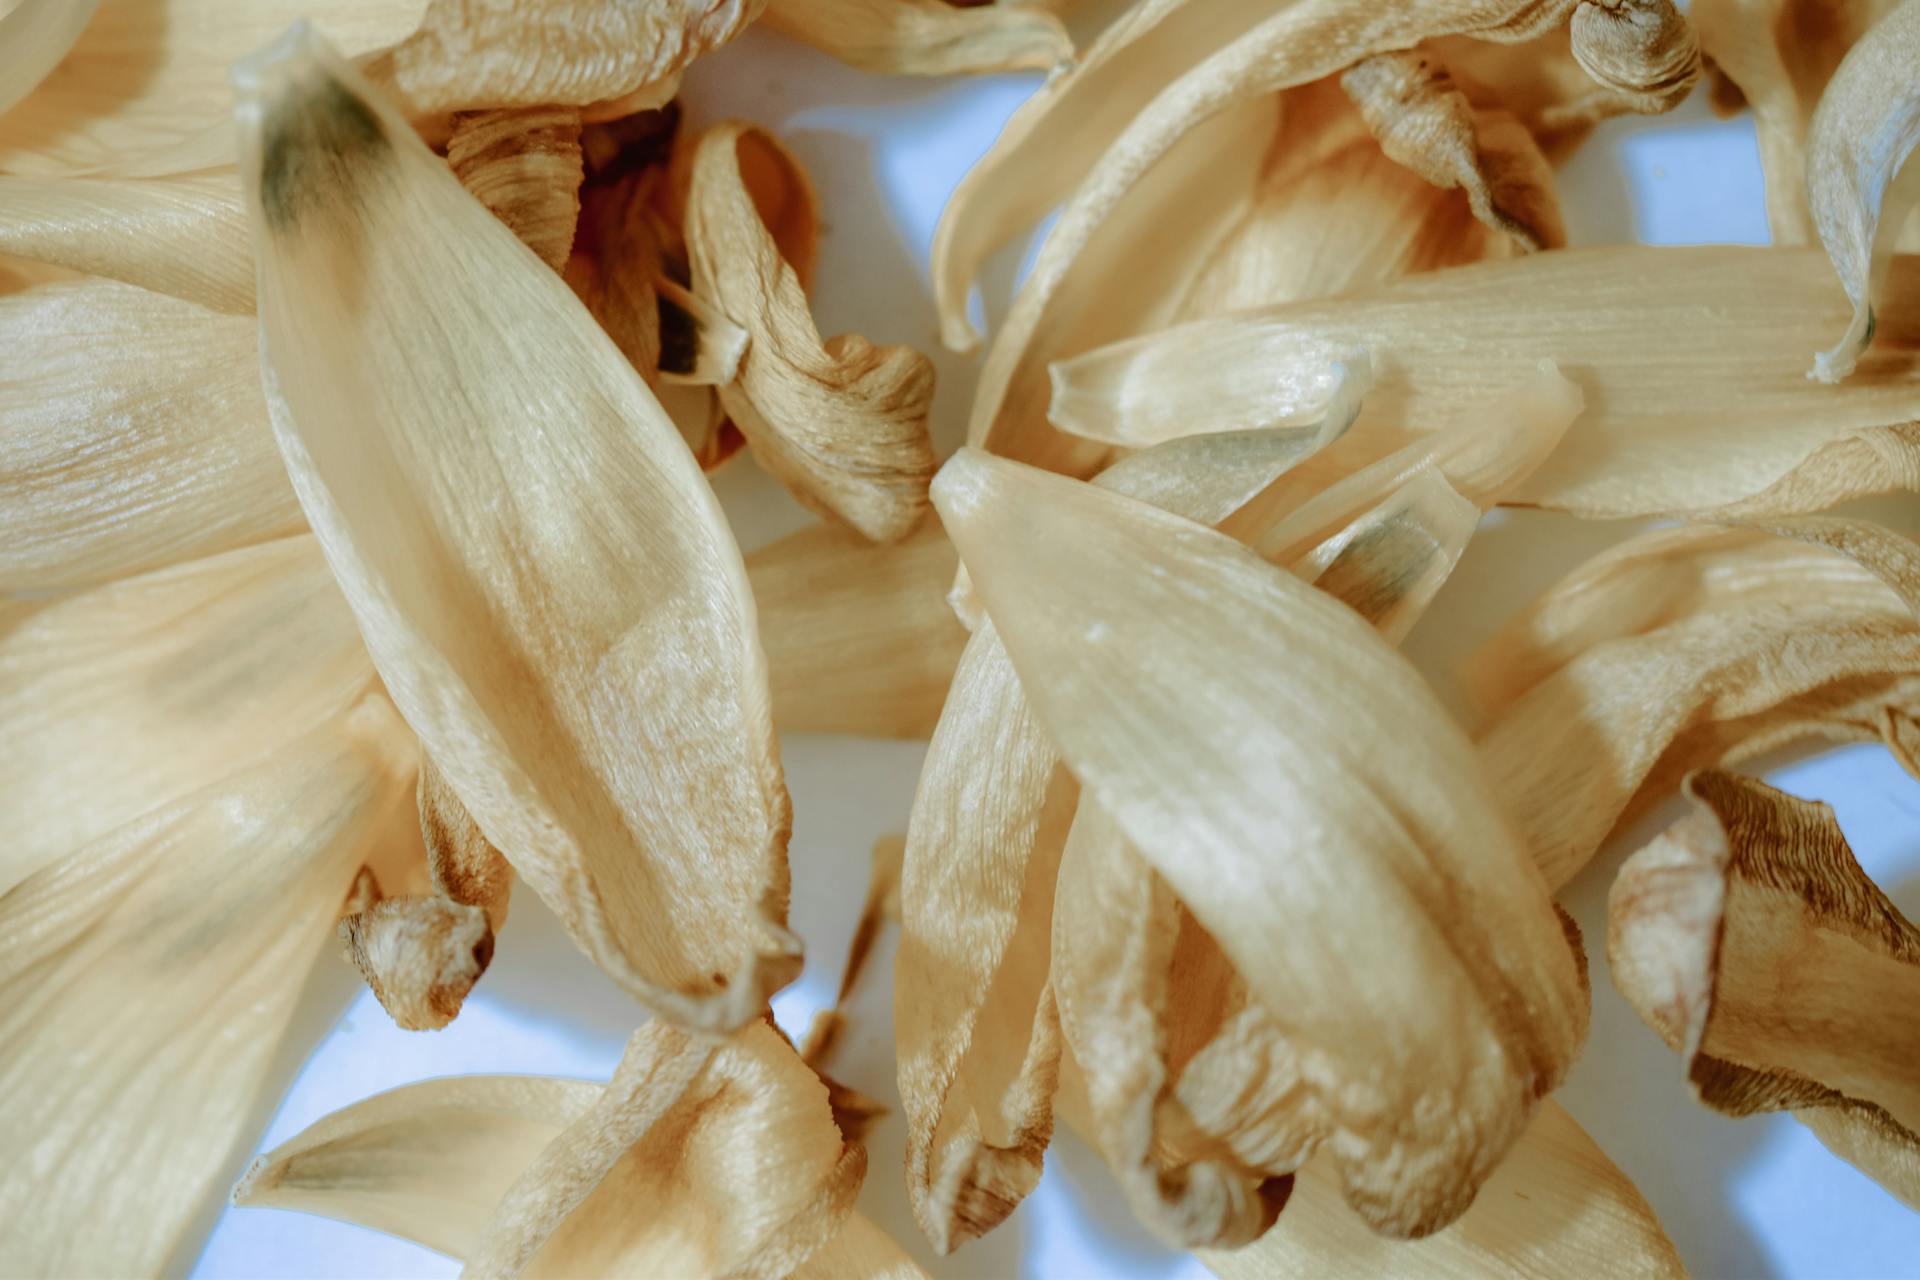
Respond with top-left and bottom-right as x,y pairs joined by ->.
229,20 -> 325,102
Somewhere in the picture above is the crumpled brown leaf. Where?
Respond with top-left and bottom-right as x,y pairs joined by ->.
764,0 -> 1072,76
686,120 -> 938,542
234,27 -> 799,1031
1609,768 -> 1920,1210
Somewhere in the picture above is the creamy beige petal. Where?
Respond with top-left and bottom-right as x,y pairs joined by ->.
470,1020 -> 862,1279
1609,769 -> 1920,1209
0,0 -> 100,117
375,0 -> 763,120
0,535 -> 374,895
1692,0 -> 1901,245
447,107 -> 584,273
687,121 -> 937,542
234,29 -> 798,1031
1199,1100 -> 1683,1279
897,424 -> 1348,1253
1807,0 -> 1920,381
747,520 -> 965,739
1295,467 -> 1481,644
234,1075 -> 601,1259
0,278 -> 299,589
0,168 -> 251,311
764,0 -> 1070,75
0,0 -> 424,173
0,700 -> 416,1277
933,449 -> 1587,1236
1712,421 -> 1920,517
1477,519 -> 1920,891
1050,246 -> 1920,516
1340,49 -> 1563,251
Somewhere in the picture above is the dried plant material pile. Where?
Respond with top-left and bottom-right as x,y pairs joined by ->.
1,0 -> 1917,1277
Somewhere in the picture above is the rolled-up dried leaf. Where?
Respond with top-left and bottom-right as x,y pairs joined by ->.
764,0 -> 1071,76
0,169 -> 253,312
1807,0 -> 1920,381
234,28 -> 799,1031
686,121 -> 938,542
0,536 -> 373,896
0,0 -> 423,173
0,0 -> 100,117
0,279 -> 301,590
747,520 -> 965,739
373,0 -> 764,120
1609,769 -> 1920,1209
1477,518 -> 1920,890
932,448 -> 1588,1237
1692,0 -> 1901,244
447,107 -> 585,273
1198,1100 -> 1684,1278
0,699 -> 416,1277
897,423 -> 1352,1253
1050,246 -> 1920,517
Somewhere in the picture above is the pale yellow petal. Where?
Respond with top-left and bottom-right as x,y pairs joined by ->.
687,121 -> 937,542
764,0 -> 1070,76
1807,0 -> 1920,380
932,449 -> 1587,1237
0,0 -> 100,117
0,535 -> 374,896
1295,467 -> 1481,644
0,278 -> 299,589
234,28 -> 797,1031
1609,769 -> 1920,1209
747,520 -> 965,740
1050,246 -> 1920,516
0,701 -> 416,1276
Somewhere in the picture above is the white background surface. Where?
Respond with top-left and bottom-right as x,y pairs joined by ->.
185,16 -> 1920,1280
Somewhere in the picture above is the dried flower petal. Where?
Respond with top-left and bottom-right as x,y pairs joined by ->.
1051,246 -> 1920,516
1564,0 -> 1700,118
0,536 -> 374,896
897,423 -> 1350,1252
1295,468 -> 1482,643
764,0 -> 1071,76
747,520 -> 965,739
1476,518 -> 1920,890
1807,0 -> 1920,381
0,700 -> 416,1276
932,448 -> 1588,1236
447,106 -> 585,273
687,121 -> 938,542
0,279 -> 299,589
374,0 -> 764,120
1609,769 -> 1920,1209
1199,1100 -> 1683,1278
0,169 -> 252,312
234,28 -> 799,1031
0,0 -> 100,118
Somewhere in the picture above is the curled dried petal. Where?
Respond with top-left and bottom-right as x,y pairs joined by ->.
687,121 -> 938,542
0,0 -> 100,118
764,0 -> 1071,76
340,896 -> 493,1032
234,28 -> 799,1030
1807,0 -> 1920,381
448,107 -> 585,273
1609,770 -> 1920,1209
1566,0 -> 1701,116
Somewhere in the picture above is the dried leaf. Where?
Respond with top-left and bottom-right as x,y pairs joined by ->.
1340,49 -> 1564,251
763,0 -> 1072,76
1476,518 -> 1920,890
0,279 -> 298,589
0,700 -> 416,1276
234,29 -> 799,1031
1807,0 -> 1920,381
447,107 -> 585,273
932,449 -> 1588,1237
0,0 -> 424,173
0,536 -> 374,897
1609,769 -> 1920,1209
747,520 -> 965,739
1199,1100 -> 1684,1278
374,0 -> 765,120
0,169 -> 252,312
1050,246 -> 1920,517
687,121 -> 938,542
468,1021 -> 864,1278
897,424 -> 1351,1252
